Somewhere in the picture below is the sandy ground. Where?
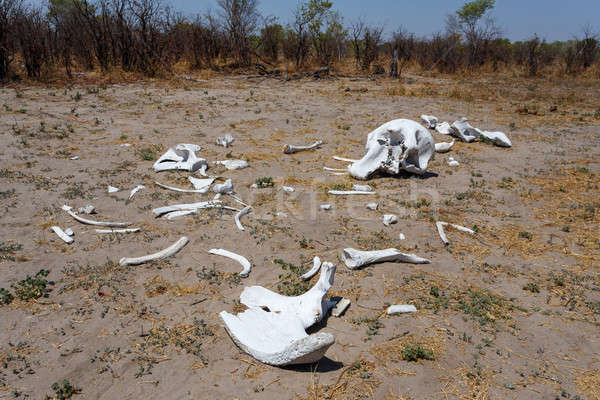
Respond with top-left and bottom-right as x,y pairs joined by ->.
0,72 -> 599,399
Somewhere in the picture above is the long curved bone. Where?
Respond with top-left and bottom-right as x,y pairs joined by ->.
152,200 -> 229,217
129,185 -> 145,200
328,190 -> 376,195
235,206 -> 252,231
324,167 -> 347,172
436,221 -> 475,245
208,248 -> 252,277
240,262 -> 336,329
51,226 -> 73,244
333,155 -> 358,162
154,181 -> 208,193
283,141 -> 323,154
153,144 -> 207,172
62,205 -> 131,227
341,248 -> 430,269
95,228 -> 140,233
387,304 -> 417,314
219,308 -> 335,366
301,256 -> 322,280
348,119 -> 435,180
421,114 -> 438,129
119,236 -> 189,266
435,140 -> 454,153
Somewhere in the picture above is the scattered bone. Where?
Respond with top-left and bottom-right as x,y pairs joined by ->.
95,228 -> 141,234
65,228 -> 74,236
328,190 -> 376,195
250,183 -> 258,189
283,140 -> 323,154
387,304 -> 417,314
348,119 -> 435,180
78,205 -> 95,214
333,155 -> 358,162
213,179 -> 234,194
448,157 -> 459,167
208,248 -> 252,277
282,186 -> 295,193
383,214 -> 398,226
166,210 -> 198,220
477,130 -> 512,147
213,193 -> 221,200
352,184 -> 372,192
436,221 -> 450,245
341,248 -> 430,269
108,185 -> 120,193
324,167 -> 347,172
51,226 -> 73,244
120,143 -> 131,147
152,200 -> 239,218
366,202 -> 378,210
240,262 -> 336,329
119,236 -> 189,266
421,114 -> 438,129
215,159 -> 248,170
154,181 -> 208,193
435,140 -> 454,153
70,156 -> 79,160
331,298 -> 351,317
276,212 -> 288,218
62,205 -> 131,227
188,177 -> 215,192
320,204 -> 331,211
219,307 -> 335,366
301,256 -> 322,280
235,206 -> 252,231
435,121 -> 452,135
451,118 -> 479,142
399,233 -> 406,240
442,222 -> 475,234
128,185 -> 145,200
153,144 -> 207,173
216,133 -> 234,147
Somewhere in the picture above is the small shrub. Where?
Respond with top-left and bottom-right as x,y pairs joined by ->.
255,177 -> 274,188
523,282 -> 540,293
12,269 -> 52,301
139,148 -> 156,161
50,379 -> 81,399
0,288 -> 14,304
401,343 -> 434,361
519,231 -> 533,240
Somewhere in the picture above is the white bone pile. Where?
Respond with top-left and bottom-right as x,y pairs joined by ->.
153,143 -> 208,173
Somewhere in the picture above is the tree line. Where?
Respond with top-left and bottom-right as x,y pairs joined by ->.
0,0 -> 598,81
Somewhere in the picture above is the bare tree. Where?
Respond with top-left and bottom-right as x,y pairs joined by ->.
15,6 -> 50,78
389,27 -> 415,78
361,25 -> 383,71
217,0 -> 259,67
259,16 -> 282,63
349,18 -> 364,68
0,0 -> 22,79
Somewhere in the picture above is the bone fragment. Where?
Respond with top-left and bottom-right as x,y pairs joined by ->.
477,130 -> 512,147
215,159 -> 248,170
399,233 -> 406,240
154,181 -> 208,193
282,186 -> 295,193
328,190 -> 375,195
216,133 -> 234,147
448,156 -> 459,167
188,176 -> 215,192
341,248 -> 430,269
51,226 -> 73,244
383,214 -> 398,226
320,204 -> 331,210
62,205 -> 130,227
95,228 -> 141,233
324,167 -> 347,172
331,298 -> 351,317
129,185 -> 145,200
435,121 -> 452,135
78,205 -> 95,214
108,185 -> 120,193
235,206 -> 252,231
65,228 -> 74,236
333,156 -> 358,162
435,140 -> 454,153
153,144 -> 207,172
387,304 -> 417,314
352,184 -> 372,192
421,114 -> 438,129
119,236 -> 188,266
208,248 -> 252,277
451,118 -> 479,142
152,200 -> 239,217
436,221 -> 450,245
366,202 -> 378,210
213,179 -> 234,194
283,141 -> 323,154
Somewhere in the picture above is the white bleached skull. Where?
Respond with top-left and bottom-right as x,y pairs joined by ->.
348,119 -> 435,180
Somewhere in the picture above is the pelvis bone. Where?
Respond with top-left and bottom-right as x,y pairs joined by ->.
348,119 -> 435,180
153,144 -> 208,173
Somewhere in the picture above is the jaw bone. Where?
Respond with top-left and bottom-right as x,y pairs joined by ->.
348,119 -> 435,180
153,144 -> 208,173
283,140 -> 323,154
219,262 -> 337,366
119,236 -> 188,266
239,262 -> 336,329
341,248 -> 430,269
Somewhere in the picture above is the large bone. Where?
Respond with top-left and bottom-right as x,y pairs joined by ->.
435,140 -> 454,153
451,118 -> 479,142
154,181 -> 208,193
51,226 -> 73,244
283,141 -> 323,154
188,177 -> 215,192
152,200 -> 229,217
301,256 -> 322,281
119,236 -> 188,266
348,119 -> 435,180
387,304 -> 417,314
341,248 -> 430,269
235,206 -> 252,231
240,262 -> 336,329
215,159 -> 248,170
62,205 -> 131,227
435,121 -> 452,135
153,144 -> 207,172
421,114 -> 438,129
436,221 -> 475,245
219,308 -> 335,366
208,248 -> 252,277
476,130 -> 512,147
128,185 -> 145,200
213,179 -> 234,194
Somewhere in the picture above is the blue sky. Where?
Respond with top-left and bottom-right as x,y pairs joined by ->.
164,0 -> 598,42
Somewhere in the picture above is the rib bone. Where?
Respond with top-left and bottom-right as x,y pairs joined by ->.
51,226 -> 73,244
62,205 -> 131,227
208,248 -> 252,277
301,256 -> 322,280
119,236 -> 189,266
328,190 -> 375,195
235,206 -> 252,231
95,228 -> 140,234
